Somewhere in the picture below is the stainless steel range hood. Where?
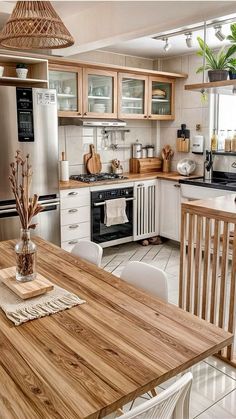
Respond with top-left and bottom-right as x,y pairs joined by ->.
59,118 -> 126,127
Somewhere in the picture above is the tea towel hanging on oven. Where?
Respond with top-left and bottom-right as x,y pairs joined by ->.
104,198 -> 128,227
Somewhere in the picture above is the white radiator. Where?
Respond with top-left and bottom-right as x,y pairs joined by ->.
135,182 -> 157,239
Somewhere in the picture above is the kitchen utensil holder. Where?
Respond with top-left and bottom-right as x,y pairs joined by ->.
163,159 -> 171,173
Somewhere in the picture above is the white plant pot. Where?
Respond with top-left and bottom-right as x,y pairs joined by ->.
0,66 -> 4,77
16,68 -> 28,79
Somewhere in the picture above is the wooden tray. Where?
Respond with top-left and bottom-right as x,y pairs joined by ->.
0,267 -> 54,300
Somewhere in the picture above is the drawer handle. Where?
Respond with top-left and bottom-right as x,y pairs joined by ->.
68,209 -> 78,213
174,184 -> 181,188
68,192 -> 78,196
69,224 -> 79,229
68,240 -> 78,245
137,183 -> 144,187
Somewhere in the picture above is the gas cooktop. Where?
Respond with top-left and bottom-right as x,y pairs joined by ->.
70,173 -> 128,183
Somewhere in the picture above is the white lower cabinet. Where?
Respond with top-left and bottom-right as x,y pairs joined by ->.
160,180 -> 181,241
133,179 -> 159,240
60,187 -> 91,252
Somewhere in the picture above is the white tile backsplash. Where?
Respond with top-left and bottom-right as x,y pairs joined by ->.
59,120 -> 160,175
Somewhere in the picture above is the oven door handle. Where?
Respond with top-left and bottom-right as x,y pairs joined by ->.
93,197 -> 135,207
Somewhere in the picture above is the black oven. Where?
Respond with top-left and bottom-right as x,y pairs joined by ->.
91,187 -> 134,246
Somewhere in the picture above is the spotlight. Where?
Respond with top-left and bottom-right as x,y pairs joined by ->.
185,32 -> 193,48
163,37 -> 171,52
214,25 -> 225,41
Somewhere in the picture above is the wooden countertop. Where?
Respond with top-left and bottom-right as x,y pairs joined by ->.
182,193 -> 236,221
0,237 -> 233,419
60,172 -> 200,190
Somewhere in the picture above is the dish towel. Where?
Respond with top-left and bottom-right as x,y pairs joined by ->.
0,279 -> 86,326
104,198 -> 128,227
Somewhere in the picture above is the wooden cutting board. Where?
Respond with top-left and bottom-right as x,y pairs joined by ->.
86,144 -> 102,174
0,266 -> 54,300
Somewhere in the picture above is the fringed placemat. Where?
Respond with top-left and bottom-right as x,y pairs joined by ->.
0,279 -> 86,326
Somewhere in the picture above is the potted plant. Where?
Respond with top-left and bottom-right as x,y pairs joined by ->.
227,24 -> 236,79
196,36 -> 236,82
16,63 -> 28,79
228,58 -> 236,80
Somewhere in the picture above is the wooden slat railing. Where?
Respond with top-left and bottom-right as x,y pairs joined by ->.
179,196 -> 236,367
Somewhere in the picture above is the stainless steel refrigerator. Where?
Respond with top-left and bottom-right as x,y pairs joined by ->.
0,86 -> 60,245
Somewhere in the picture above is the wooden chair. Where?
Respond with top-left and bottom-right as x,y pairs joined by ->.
120,261 -> 168,301
106,372 -> 193,419
71,240 -> 103,267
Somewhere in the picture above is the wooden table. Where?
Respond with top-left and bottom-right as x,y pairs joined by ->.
0,238 -> 233,419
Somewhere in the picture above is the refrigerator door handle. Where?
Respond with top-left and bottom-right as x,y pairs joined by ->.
0,208 -> 16,215
39,198 -> 60,205
41,201 -> 60,208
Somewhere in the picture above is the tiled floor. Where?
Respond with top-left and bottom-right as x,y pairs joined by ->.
102,240 -> 236,419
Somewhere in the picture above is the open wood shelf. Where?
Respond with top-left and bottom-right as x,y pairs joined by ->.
212,151 -> 236,156
185,79 -> 236,95
0,53 -> 48,87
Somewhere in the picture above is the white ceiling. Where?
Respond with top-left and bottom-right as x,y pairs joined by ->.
0,1 -> 236,59
102,21 -> 234,59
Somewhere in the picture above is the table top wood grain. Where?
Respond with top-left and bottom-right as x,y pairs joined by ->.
0,238 -> 233,419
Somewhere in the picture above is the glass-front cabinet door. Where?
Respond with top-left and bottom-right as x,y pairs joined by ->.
148,77 -> 174,120
49,66 -> 82,116
118,73 -> 148,119
83,68 -> 117,118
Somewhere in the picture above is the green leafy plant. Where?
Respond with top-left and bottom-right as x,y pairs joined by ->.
227,23 -> 236,44
228,58 -> 236,73
196,36 -> 236,73
16,63 -> 28,69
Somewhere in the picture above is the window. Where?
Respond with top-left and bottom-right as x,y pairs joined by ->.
216,94 -> 236,131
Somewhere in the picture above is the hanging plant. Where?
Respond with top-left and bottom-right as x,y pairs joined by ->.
196,36 -> 236,82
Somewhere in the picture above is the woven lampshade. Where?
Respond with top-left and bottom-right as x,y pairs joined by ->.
0,1 -> 74,50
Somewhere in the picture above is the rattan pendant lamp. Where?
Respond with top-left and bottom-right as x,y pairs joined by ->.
0,1 -> 74,50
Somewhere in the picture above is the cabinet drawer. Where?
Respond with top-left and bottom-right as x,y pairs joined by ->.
61,222 -> 90,242
61,237 -> 90,253
61,206 -> 90,226
60,189 -> 90,209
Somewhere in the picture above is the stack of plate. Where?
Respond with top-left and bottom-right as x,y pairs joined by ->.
92,103 -> 106,113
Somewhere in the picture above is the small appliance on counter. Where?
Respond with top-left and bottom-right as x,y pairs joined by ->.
132,140 -> 142,158
176,124 -> 190,153
191,135 -> 204,154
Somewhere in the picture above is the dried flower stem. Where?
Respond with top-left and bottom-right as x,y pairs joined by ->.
9,150 -> 43,230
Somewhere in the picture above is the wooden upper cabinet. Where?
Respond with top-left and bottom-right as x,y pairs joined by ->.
49,64 -> 83,117
48,62 -> 176,120
82,68 -> 117,118
148,76 -> 175,120
118,73 -> 149,119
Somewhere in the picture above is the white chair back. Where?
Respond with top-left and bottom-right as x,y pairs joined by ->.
120,261 -> 168,301
71,240 -> 103,267
121,372 -> 193,419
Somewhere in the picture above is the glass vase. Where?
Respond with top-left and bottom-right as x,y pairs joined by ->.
15,229 -> 37,282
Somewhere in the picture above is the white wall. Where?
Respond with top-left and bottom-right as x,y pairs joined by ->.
71,50 -> 154,70
59,120 -> 160,175
157,52 -> 211,175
